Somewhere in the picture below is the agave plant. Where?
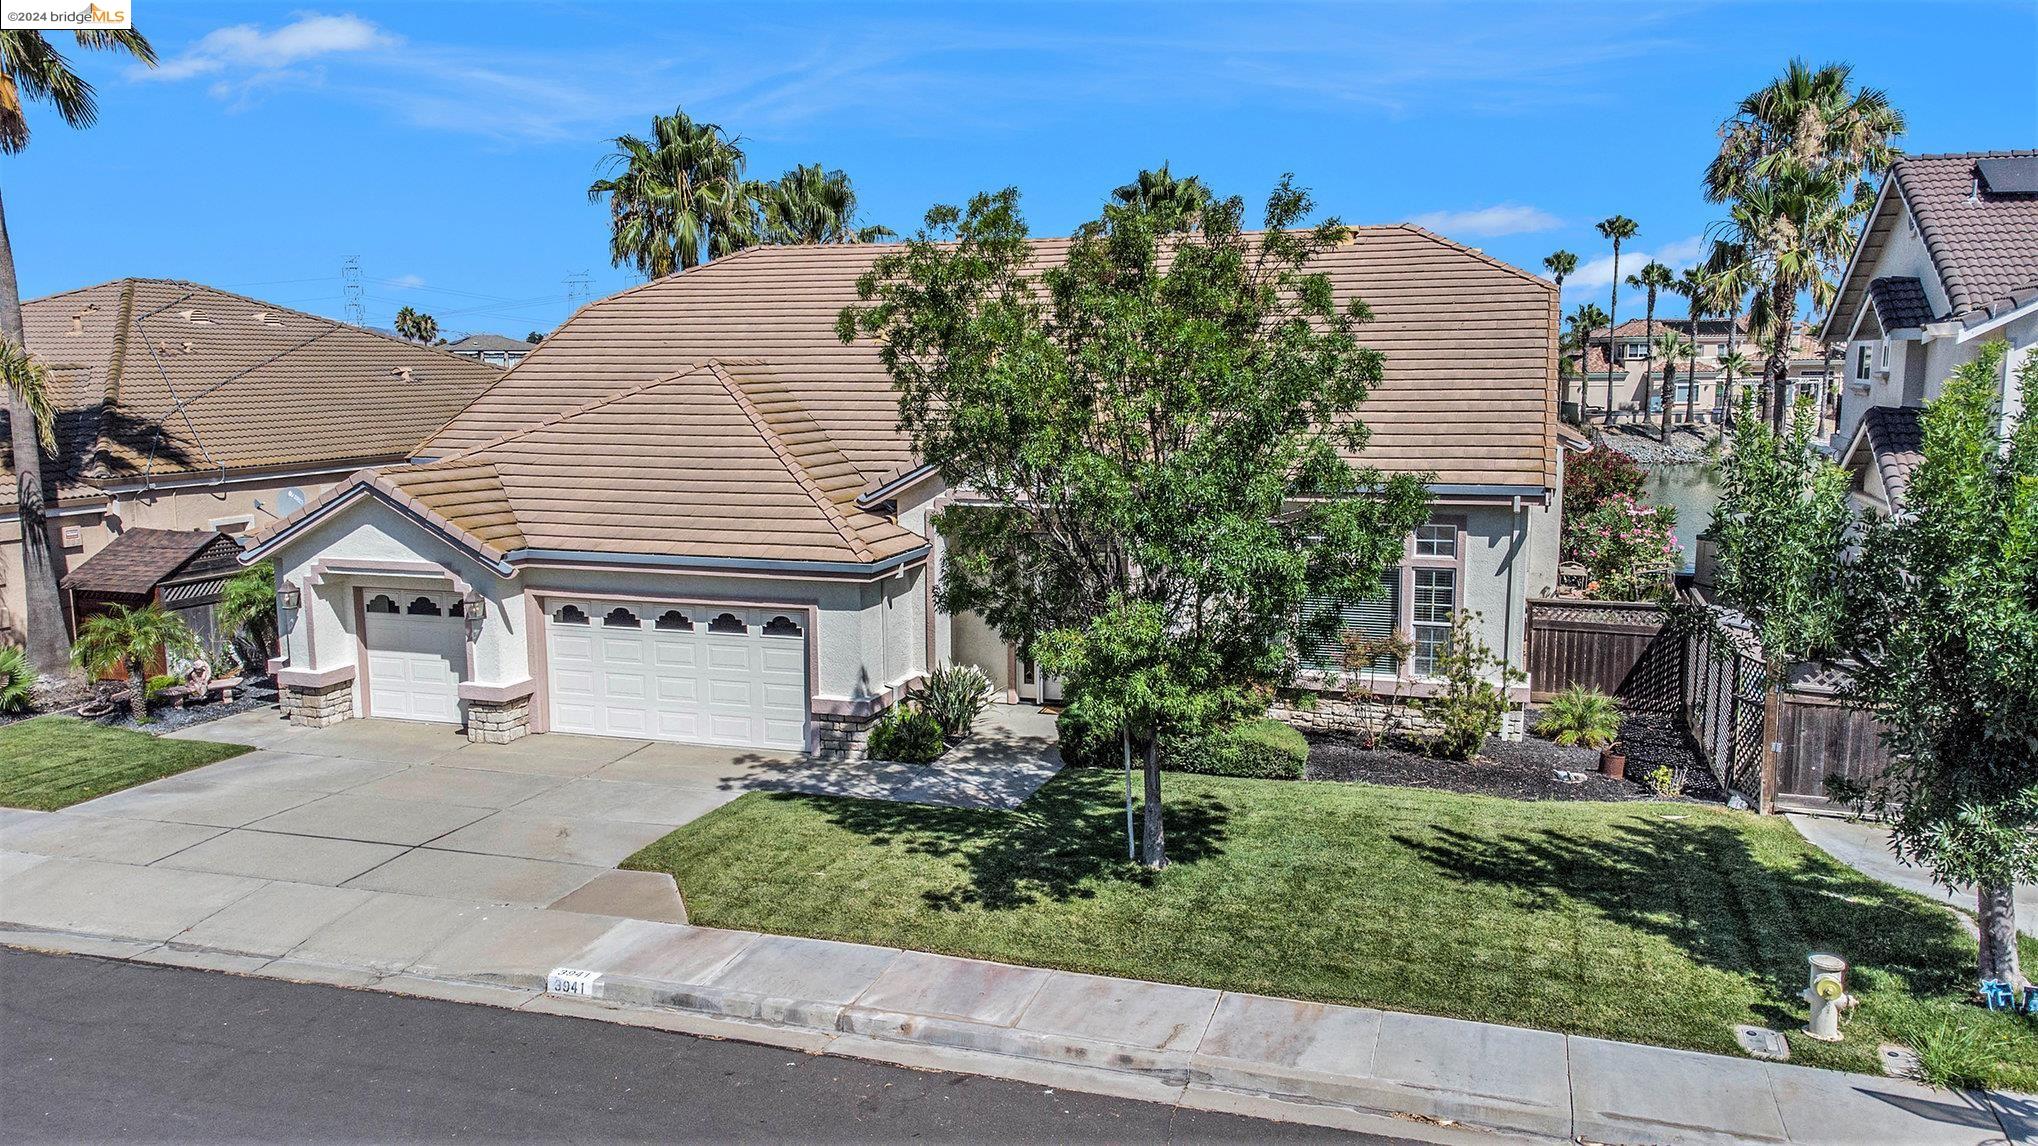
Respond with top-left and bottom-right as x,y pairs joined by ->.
1534,685 -> 1623,748
0,644 -> 35,713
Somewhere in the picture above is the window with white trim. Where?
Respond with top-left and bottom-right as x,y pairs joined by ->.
1411,568 -> 1458,678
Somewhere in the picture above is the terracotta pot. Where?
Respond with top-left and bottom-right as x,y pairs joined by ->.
1600,747 -> 1627,780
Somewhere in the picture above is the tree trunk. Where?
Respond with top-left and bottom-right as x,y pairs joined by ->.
0,188 -> 68,674
1683,314 -> 1698,426
1140,737 -> 1166,870
126,658 -> 146,723
1979,883 -> 2022,987
1640,305 -> 1655,432
1766,283 -> 1795,435
1602,247 -> 1620,426
1723,302 -> 1741,426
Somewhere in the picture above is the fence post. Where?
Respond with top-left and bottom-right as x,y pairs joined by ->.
1759,680 -> 1782,814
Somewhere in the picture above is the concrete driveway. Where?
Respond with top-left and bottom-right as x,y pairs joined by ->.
0,704 -> 1061,942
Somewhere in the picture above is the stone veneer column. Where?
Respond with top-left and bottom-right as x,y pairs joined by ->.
813,710 -> 879,759
280,678 -> 354,728
465,695 -> 532,745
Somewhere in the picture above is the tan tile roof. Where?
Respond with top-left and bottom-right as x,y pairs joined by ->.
425,227 -> 1559,490
297,360 -> 925,567
3,279 -> 504,509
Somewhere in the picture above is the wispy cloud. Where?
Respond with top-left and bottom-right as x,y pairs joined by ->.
1568,235 -> 1708,291
387,273 -> 426,289
144,13 -> 396,83
1408,204 -> 1561,238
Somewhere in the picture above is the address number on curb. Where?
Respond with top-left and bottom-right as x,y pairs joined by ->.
547,967 -> 604,998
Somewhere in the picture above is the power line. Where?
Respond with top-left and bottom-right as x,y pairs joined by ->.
565,270 -> 592,309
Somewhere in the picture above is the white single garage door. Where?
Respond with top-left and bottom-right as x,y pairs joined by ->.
362,590 -> 465,724
545,600 -> 808,750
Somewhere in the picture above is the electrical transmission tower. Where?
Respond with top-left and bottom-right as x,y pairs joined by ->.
341,256 -> 364,326
565,271 -> 592,310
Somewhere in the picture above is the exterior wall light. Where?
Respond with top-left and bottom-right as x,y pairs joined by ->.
464,597 -> 486,620
277,583 -> 302,611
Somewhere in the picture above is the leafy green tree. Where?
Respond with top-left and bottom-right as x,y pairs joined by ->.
1565,302 -> 1608,416
1704,60 -> 1904,433
1,27 -> 156,673
1837,343 -> 2038,985
1707,392 -> 1851,671
71,602 -> 199,722
839,175 -> 1430,868
757,164 -> 891,244
392,306 -> 438,344
1627,260 -> 1674,432
1594,215 -> 1638,426
589,107 -> 753,277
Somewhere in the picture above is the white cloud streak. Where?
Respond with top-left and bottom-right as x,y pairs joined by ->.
1407,204 -> 1561,238
1567,235 -> 1708,291
145,14 -> 395,82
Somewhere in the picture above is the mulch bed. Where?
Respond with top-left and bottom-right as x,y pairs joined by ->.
2,675 -> 280,736
1304,710 -> 1725,804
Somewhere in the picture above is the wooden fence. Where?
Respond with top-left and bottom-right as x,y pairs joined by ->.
1525,597 -> 1891,811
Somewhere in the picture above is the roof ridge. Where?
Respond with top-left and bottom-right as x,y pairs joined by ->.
122,278 -> 496,365
84,280 -> 139,481
1384,224 -> 1551,289
706,361 -> 874,562
431,364 -> 717,463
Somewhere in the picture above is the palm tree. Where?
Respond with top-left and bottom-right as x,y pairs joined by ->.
1594,216 -> 1638,425
392,306 -> 438,344
1653,330 -> 1694,435
1699,240 -> 1753,424
1717,349 -> 1753,420
1542,250 -> 1577,293
71,602 -> 199,722
1565,302 -> 1608,419
218,560 -> 278,670
1,28 -> 157,674
757,164 -> 892,244
1112,163 -> 1212,224
589,107 -> 754,278
1705,60 -> 1904,434
1669,266 -> 1708,431
1627,260 -> 1674,433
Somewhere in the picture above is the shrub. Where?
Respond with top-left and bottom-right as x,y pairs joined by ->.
868,703 -> 945,764
1645,763 -> 1687,797
1534,685 -> 1622,747
0,645 -> 33,714
1416,611 -> 1524,762
1171,719 -> 1308,779
144,674 -> 183,702
918,663 -> 993,739
1560,446 -> 1647,560
1570,493 -> 1680,601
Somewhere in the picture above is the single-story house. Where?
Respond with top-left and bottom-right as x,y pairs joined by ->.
1824,150 -> 2038,510
1,279 -> 503,645
244,228 -> 1563,754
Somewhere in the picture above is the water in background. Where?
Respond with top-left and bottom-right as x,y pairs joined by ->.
1643,463 -> 1723,574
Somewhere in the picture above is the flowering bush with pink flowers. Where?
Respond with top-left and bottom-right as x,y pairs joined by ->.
1570,493 -> 1680,601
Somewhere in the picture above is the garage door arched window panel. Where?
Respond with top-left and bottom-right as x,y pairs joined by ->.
552,604 -> 589,625
406,596 -> 444,617
448,600 -> 466,618
603,606 -> 642,628
762,615 -> 803,637
707,612 -> 747,634
365,594 -> 400,615
655,610 -> 694,631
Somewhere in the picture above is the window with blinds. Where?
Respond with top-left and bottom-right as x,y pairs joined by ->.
1298,570 -> 1400,673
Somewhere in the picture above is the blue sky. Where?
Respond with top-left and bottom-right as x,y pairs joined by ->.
7,1 -> 2035,337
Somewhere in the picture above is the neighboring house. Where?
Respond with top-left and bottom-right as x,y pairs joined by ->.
1824,150 -> 2038,512
0,280 -> 505,646
61,528 -> 242,679
244,229 -> 1563,755
1573,316 -> 1833,424
442,333 -> 538,370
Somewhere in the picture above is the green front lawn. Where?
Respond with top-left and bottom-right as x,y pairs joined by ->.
625,768 -> 2038,1089
0,716 -> 253,811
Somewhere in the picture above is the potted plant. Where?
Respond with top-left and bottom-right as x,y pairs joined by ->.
1601,741 -> 1628,779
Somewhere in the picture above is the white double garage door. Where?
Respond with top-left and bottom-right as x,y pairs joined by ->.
545,599 -> 809,751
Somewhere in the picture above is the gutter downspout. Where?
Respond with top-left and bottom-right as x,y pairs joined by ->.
1505,495 -> 1524,684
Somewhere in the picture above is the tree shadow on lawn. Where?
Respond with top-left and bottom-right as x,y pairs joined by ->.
813,770 -> 1230,912
1397,814 -> 1974,1025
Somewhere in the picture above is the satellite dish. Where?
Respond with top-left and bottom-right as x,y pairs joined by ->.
277,487 -> 307,515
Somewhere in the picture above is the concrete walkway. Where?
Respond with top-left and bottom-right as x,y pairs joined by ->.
0,712 -> 2027,1142
1790,814 -> 2038,938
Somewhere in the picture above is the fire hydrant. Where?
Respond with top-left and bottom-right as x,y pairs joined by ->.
1802,953 -> 1853,1042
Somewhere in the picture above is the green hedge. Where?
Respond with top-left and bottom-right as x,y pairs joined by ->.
1057,710 -> 1308,780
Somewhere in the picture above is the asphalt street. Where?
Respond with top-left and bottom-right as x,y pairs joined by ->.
0,948 -> 1396,1143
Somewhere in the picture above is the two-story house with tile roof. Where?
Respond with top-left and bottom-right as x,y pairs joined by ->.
1822,151 -> 2038,512
244,229 -> 1564,756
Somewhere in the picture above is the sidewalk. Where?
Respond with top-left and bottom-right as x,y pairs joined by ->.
1790,814 -> 2038,938
1,846 -> 2026,1144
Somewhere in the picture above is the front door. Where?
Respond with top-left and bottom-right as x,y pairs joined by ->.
1017,658 -> 1063,705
